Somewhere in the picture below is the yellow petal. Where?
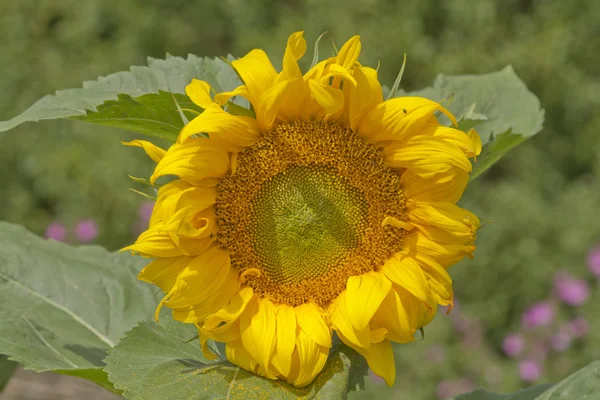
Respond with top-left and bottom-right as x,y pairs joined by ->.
214,85 -> 250,107
256,79 -> 290,132
383,135 -> 472,179
165,245 -> 234,308
381,256 -> 429,302
349,66 -> 383,131
280,31 -> 306,80
381,216 -> 414,231
150,139 -> 229,185
122,224 -> 213,257
226,338 -> 259,374
469,128 -> 482,160
371,288 -> 415,343
330,291 -> 370,348
308,79 -> 344,116
355,340 -> 396,387
291,330 -> 329,387
137,255 -> 190,293
121,140 -> 166,164
433,126 -> 480,159
179,103 -> 261,151
198,332 -> 219,360
202,286 -> 254,338
401,169 -> 469,204
401,231 -> 475,268
274,304 -> 297,377
232,49 -> 277,106
240,296 -> 277,370
345,271 -> 392,331
407,200 -> 479,242
185,79 -> 213,109
152,181 -> 217,227
359,97 -> 457,143
295,303 -> 331,348
336,35 -> 361,70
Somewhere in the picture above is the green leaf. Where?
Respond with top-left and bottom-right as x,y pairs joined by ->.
0,54 -> 242,137
535,361 -> 600,399
105,312 -> 366,400
71,92 -> 203,142
405,66 -> 544,179
454,384 -> 552,400
0,355 -> 17,392
0,222 -> 156,389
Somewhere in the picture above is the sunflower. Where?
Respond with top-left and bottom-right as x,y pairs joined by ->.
123,31 -> 481,387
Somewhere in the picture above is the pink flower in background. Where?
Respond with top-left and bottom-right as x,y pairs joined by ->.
521,301 -> 555,329
426,345 -> 446,364
502,333 -> 525,358
75,219 -> 99,243
569,317 -> 590,338
587,246 -> 600,278
138,201 -> 155,222
45,221 -> 66,242
436,380 -> 454,400
554,271 -> 590,306
550,331 -> 572,352
519,360 -> 542,382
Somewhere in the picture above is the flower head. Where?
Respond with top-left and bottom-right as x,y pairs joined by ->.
554,271 -> 590,306
587,245 -> 600,278
123,32 -> 480,387
521,301 -> 554,330
519,360 -> 542,382
75,219 -> 99,243
502,333 -> 524,358
45,221 -> 66,242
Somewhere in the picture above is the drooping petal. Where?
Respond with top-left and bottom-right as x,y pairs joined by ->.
121,140 -> 166,164
201,286 -> 254,340
295,303 -> 332,348
179,103 -> 261,151
359,97 -> 457,143
231,49 -> 278,107
185,79 -> 214,109
345,271 -> 392,331
353,339 -> 396,387
330,291 -> 371,348
371,288 -> 415,343
240,296 -> 277,370
226,338 -> 259,374
383,135 -> 472,179
273,304 -> 297,377
290,330 -> 329,388
151,139 -> 229,185
349,66 -> 383,131
137,255 -> 190,293
336,35 -> 361,70
307,80 -> 344,116
381,256 -> 430,302
401,169 -> 469,204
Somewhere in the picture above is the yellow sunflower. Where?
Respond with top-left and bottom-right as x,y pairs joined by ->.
123,31 -> 481,387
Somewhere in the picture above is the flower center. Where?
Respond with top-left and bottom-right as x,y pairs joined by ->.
215,120 -> 408,306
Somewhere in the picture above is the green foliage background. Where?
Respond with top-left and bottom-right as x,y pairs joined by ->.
0,0 -> 598,398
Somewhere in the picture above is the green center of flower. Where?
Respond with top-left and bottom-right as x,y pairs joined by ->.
215,120 -> 409,306
251,165 -> 368,285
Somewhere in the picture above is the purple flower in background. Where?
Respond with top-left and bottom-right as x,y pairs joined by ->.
138,201 -> 155,222
569,317 -> 590,338
426,345 -> 446,364
521,301 -> 555,329
587,246 -> 600,278
554,271 -> 590,306
519,360 -> 542,382
45,221 -> 66,242
550,331 -> 572,352
75,219 -> 99,243
503,333 -> 525,358
436,380 -> 454,400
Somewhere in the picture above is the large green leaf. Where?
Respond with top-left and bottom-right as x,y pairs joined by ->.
0,222 -> 156,392
535,361 -> 600,399
406,66 -> 544,179
105,312 -> 366,400
0,54 -> 242,140
454,385 -> 552,400
0,355 -> 17,392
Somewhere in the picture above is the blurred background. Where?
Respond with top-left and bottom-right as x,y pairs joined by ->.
0,0 -> 599,399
